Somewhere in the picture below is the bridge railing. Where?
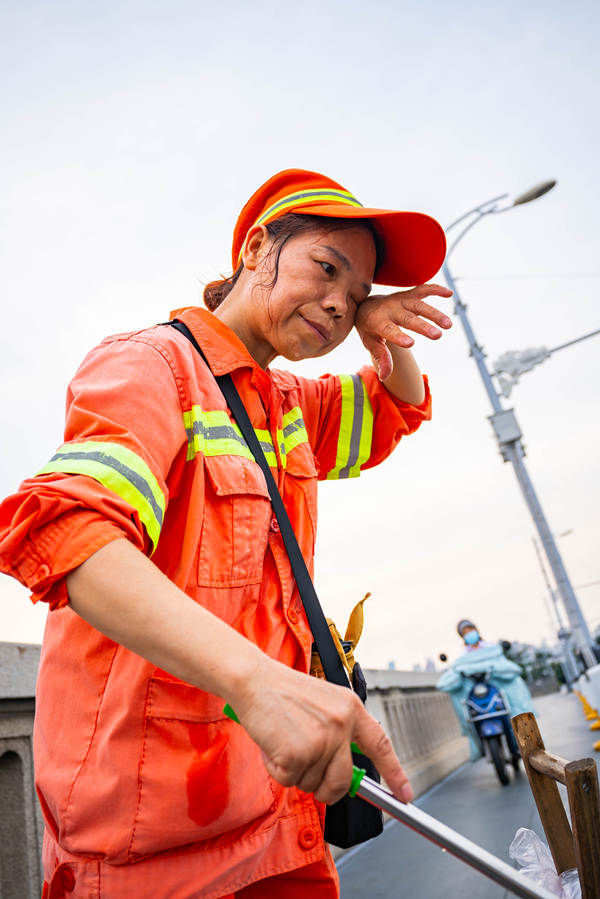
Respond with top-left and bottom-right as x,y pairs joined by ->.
364,669 -> 470,799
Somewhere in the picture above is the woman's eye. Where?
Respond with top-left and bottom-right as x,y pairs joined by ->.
319,261 -> 335,276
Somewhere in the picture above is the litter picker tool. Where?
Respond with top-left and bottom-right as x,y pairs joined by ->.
224,705 -> 557,899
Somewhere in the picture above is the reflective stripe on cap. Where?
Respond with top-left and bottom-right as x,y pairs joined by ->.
238,188 -> 364,261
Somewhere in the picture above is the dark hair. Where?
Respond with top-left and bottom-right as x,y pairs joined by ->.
203,213 -> 383,311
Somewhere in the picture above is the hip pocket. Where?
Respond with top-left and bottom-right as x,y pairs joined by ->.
129,678 -> 276,857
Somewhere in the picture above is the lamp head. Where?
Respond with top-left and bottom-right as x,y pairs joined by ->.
512,180 -> 557,207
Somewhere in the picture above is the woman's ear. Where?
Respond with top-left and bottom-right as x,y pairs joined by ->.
242,225 -> 272,271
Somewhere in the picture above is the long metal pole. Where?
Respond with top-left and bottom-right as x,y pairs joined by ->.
442,262 -> 597,669
357,776 -> 557,899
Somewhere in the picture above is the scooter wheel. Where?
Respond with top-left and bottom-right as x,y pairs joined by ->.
487,735 -> 509,785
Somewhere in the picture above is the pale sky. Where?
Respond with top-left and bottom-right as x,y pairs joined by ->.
1,0 -> 599,670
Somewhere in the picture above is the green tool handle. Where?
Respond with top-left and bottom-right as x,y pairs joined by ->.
223,703 -> 367,797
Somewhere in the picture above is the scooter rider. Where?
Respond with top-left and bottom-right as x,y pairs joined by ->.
457,619 -> 495,652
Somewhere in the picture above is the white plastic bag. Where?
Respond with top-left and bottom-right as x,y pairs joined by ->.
509,828 -> 581,899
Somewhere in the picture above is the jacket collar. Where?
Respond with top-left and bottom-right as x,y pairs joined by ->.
169,306 -> 298,394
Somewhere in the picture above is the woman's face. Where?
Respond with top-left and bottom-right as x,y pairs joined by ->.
244,225 -> 377,368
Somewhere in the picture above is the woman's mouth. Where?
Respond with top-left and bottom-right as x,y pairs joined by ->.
300,315 -> 330,343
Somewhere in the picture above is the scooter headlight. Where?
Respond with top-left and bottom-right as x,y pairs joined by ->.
472,684 -> 488,698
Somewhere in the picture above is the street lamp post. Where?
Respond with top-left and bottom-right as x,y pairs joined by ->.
443,183 -> 597,669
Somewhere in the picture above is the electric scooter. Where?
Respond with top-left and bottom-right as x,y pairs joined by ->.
461,669 -> 521,785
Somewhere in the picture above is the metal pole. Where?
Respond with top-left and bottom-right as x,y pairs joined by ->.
442,261 -> 597,669
503,441 -> 595,667
547,327 -> 600,355
356,776 -> 558,899
531,537 -> 580,684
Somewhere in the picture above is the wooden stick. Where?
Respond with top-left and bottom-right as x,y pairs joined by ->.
565,758 -> 600,899
511,713 -> 577,875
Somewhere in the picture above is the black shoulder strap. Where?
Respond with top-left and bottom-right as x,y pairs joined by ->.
168,320 -> 350,689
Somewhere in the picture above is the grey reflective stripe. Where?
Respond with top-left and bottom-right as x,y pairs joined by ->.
338,376 -> 363,478
284,416 -> 306,437
36,442 -> 166,550
255,188 -> 364,225
183,405 -> 310,466
326,374 -> 374,480
190,418 -> 251,455
43,449 -> 164,527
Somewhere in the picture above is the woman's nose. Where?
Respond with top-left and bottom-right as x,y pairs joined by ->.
322,290 -> 349,318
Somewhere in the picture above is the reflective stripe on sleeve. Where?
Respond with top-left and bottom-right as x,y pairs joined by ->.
36,442 -> 166,551
326,375 -> 374,479
183,405 -> 310,468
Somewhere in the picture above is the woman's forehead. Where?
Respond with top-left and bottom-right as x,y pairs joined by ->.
297,226 -> 376,271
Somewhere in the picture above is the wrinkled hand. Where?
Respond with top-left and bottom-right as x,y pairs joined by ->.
355,283 -> 453,381
233,660 -> 413,806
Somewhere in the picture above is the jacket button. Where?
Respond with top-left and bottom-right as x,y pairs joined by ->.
298,826 -> 317,849
287,609 -> 299,625
270,516 -> 280,533
60,866 -> 76,891
37,564 -> 50,580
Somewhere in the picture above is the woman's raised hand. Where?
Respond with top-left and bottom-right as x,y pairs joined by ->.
355,283 -> 453,381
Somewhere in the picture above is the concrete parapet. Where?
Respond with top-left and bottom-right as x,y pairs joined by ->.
363,668 -> 469,798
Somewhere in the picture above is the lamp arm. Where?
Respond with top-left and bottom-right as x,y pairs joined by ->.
444,194 -> 509,233
445,194 -> 516,261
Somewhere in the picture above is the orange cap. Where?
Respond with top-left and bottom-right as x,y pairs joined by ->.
231,168 -> 446,287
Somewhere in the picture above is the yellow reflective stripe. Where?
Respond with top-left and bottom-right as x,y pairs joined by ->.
283,407 -> 309,454
255,189 -> 363,227
183,407 -> 282,467
326,375 -> 374,480
256,428 -> 280,468
36,442 -> 165,551
183,407 -> 254,462
238,189 -> 364,262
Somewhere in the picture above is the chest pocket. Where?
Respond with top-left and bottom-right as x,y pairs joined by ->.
197,454 -> 271,587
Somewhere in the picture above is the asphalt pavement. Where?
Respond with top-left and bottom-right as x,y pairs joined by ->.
337,689 -> 596,899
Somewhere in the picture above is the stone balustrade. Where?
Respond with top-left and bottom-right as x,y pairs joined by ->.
0,642 -> 43,899
363,669 -> 470,799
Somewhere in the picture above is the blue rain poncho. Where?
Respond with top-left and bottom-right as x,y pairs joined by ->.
436,645 -> 535,760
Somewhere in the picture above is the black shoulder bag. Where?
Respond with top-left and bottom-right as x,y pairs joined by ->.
168,320 -> 383,848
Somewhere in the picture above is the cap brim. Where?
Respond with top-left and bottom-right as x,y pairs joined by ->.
288,204 -> 447,288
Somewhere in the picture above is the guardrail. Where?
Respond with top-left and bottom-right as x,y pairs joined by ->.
364,669 -> 470,799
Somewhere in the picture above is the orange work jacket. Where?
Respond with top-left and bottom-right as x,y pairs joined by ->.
0,307 -> 432,898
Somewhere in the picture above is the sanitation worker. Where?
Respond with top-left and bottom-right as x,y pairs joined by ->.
0,168 -> 452,898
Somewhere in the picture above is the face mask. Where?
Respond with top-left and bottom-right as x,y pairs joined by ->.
464,630 -> 480,646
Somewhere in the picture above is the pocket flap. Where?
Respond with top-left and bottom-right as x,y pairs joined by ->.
204,453 -> 269,498
285,441 -> 318,479
146,677 -> 226,723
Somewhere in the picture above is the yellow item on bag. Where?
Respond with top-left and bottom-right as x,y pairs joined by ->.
310,592 -> 371,681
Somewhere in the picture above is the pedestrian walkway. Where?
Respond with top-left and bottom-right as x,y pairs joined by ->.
337,690 -> 595,898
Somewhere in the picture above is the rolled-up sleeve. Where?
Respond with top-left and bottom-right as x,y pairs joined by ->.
295,366 -> 431,480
